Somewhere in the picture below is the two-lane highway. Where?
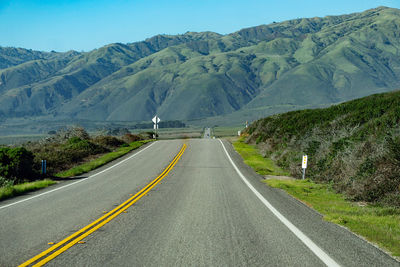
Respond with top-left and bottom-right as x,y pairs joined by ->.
0,139 -> 398,266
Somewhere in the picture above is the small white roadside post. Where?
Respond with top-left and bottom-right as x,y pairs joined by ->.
302,155 -> 308,180
152,115 -> 160,140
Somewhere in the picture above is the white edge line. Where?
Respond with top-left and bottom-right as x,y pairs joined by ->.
0,142 -> 156,211
218,139 -> 340,267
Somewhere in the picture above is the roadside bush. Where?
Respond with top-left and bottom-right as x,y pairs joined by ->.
38,127 -> 91,145
92,135 -> 126,149
244,91 -> 400,207
305,140 -> 321,156
0,147 -> 36,183
386,135 -> 400,163
63,137 -> 107,163
143,131 -> 157,139
121,133 -> 143,143
0,176 -> 13,187
23,126 -> 147,176
30,136 -> 110,174
65,127 -> 90,140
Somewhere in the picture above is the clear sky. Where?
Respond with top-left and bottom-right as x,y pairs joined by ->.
1,0 -> 399,52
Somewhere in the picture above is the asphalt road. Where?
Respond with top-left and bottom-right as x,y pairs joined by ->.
0,139 -> 398,266
204,127 -> 211,138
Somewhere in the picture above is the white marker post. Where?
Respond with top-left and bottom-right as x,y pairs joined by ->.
302,155 -> 308,180
152,115 -> 161,140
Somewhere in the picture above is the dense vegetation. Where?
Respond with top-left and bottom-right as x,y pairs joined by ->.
0,127 -> 149,187
1,7 -> 400,127
245,90 -> 400,207
0,147 -> 36,185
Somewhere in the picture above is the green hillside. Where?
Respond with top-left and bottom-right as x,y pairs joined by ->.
0,6 -> 400,125
244,90 -> 400,207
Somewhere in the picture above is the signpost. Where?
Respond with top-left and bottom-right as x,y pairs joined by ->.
302,155 -> 308,180
41,160 -> 47,176
152,115 -> 160,139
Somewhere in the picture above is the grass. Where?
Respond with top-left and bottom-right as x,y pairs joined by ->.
233,137 -> 289,176
0,179 -> 56,201
265,179 -> 400,257
56,140 -> 152,178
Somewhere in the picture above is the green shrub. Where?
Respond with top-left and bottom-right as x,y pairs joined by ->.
0,147 -> 36,183
67,136 -> 83,145
121,133 -> 143,143
61,138 -> 107,164
305,140 -> 321,156
92,135 -> 126,148
357,158 -> 376,177
0,176 -> 13,187
31,136 -> 110,175
386,135 -> 400,163
330,138 -> 350,155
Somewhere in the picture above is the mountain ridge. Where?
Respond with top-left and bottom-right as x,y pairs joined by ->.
0,6 -> 399,124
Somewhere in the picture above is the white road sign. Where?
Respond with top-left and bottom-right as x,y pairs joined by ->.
302,155 -> 308,169
152,116 -> 160,124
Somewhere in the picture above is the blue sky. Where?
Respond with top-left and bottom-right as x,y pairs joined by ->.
1,0 -> 399,52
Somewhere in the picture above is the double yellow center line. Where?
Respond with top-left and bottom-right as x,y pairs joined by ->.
20,143 -> 187,267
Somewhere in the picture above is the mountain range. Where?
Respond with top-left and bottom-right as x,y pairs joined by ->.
1,6 -> 400,125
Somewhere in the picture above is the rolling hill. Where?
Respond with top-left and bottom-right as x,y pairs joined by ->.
0,6 -> 400,126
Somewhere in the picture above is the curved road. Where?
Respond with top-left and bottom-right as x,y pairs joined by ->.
0,139 -> 398,266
